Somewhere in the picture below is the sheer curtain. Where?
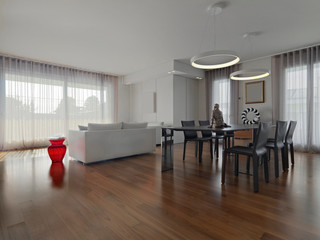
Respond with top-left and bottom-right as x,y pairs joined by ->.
205,65 -> 239,124
272,46 -> 320,152
0,56 -> 118,150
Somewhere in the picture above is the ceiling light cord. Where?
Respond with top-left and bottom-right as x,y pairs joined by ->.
230,32 -> 269,81
190,2 -> 240,70
213,12 -> 216,51
198,15 -> 211,55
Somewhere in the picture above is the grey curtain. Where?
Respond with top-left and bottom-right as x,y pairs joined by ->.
0,55 -> 118,150
272,45 -> 320,152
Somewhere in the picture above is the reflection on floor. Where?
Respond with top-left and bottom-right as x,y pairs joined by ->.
0,143 -> 320,240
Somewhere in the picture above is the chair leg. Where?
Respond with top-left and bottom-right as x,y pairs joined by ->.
281,147 -> 286,171
195,142 -> 198,157
235,154 -> 239,176
263,154 -> 269,183
221,150 -> 227,184
252,156 -> 259,193
290,143 -> 294,165
199,141 -> 203,163
283,143 -> 289,171
214,139 -> 217,153
210,140 -> 213,160
183,141 -> 187,160
274,148 -> 279,178
246,156 -> 250,173
215,139 -> 219,159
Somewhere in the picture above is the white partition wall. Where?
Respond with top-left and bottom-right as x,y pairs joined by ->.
173,75 -> 199,143
157,76 -> 174,124
117,78 -> 131,122
129,76 -> 174,124
125,59 -> 205,144
238,57 -> 272,123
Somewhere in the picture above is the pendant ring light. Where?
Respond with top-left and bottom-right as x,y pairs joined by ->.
230,32 -> 269,81
190,2 -> 240,70
230,69 -> 270,81
191,50 -> 240,69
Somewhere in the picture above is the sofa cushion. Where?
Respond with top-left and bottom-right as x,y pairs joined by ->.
88,122 -> 122,131
147,122 -> 164,127
122,122 -> 148,129
78,125 -> 88,131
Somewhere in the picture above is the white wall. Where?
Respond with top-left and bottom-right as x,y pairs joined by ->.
129,82 -> 143,122
238,57 -> 272,123
127,74 -> 204,143
173,75 -> 199,143
129,75 -> 174,124
157,76 -> 174,124
117,78 -> 131,122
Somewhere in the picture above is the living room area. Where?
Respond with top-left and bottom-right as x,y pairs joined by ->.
1,0 -> 320,239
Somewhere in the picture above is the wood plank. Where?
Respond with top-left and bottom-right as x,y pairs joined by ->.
7,222 -> 31,240
0,144 -> 320,239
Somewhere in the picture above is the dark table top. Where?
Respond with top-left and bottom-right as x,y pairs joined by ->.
162,124 -> 260,132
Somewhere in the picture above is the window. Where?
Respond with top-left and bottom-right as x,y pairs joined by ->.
283,60 -> 320,150
312,62 -> 320,144
0,57 -> 117,150
284,66 -> 307,146
212,78 -> 231,123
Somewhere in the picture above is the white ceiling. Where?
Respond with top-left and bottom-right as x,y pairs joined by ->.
1,0 -> 320,76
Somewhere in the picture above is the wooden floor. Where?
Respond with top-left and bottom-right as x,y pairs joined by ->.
0,142 -> 320,240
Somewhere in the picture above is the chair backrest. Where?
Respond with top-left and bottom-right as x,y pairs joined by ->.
285,121 -> 297,144
274,121 -> 287,148
181,120 -> 197,139
253,122 -> 272,156
198,120 -> 212,138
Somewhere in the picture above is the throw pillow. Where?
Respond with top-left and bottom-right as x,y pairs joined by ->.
122,122 -> 148,129
78,125 -> 88,131
147,122 -> 164,127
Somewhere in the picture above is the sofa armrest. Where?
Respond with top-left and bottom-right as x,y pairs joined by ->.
147,126 -> 161,145
68,130 -> 86,163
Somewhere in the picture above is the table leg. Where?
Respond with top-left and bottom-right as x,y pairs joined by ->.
199,141 -> 203,162
161,129 -> 174,172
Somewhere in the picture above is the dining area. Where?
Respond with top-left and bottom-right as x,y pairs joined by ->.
161,120 -> 297,193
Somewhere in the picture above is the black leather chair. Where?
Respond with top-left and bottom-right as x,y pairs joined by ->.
266,121 -> 287,177
216,131 -> 235,154
198,120 -> 222,158
181,120 -> 213,162
222,122 -> 271,193
284,121 -> 297,169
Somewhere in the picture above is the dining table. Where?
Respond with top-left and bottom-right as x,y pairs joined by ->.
161,123 -> 260,172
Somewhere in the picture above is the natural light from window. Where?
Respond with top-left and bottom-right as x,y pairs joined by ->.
212,78 -> 231,123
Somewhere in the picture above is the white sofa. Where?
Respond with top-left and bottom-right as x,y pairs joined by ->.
147,122 -> 164,145
68,122 -> 156,164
